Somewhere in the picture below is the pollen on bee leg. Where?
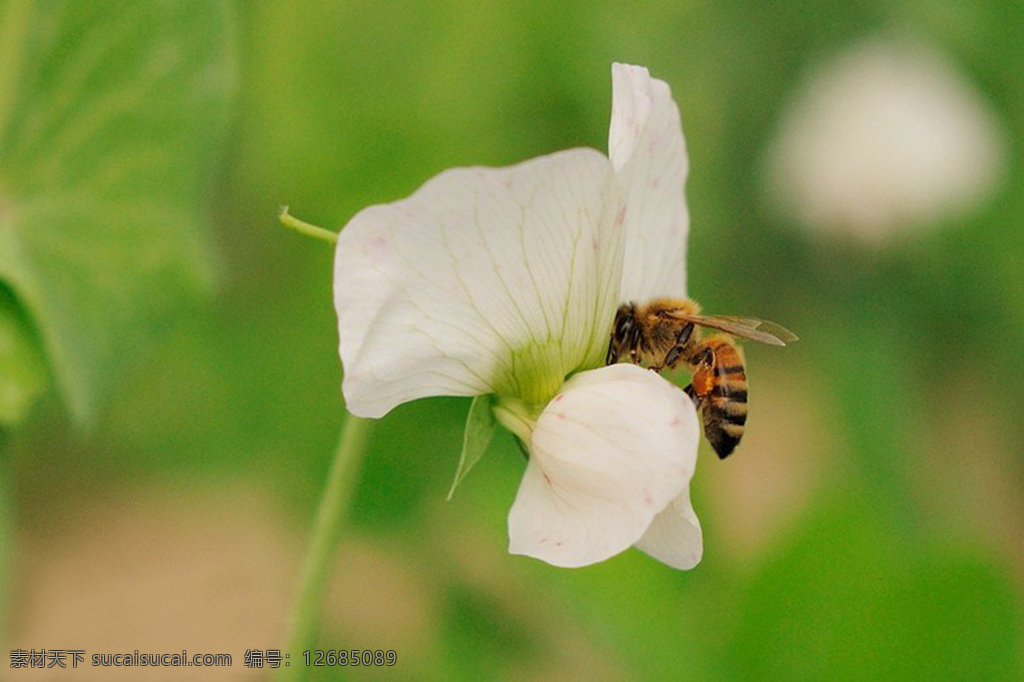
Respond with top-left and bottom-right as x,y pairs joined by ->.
693,366 -> 715,396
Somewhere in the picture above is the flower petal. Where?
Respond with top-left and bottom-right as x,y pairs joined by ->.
608,63 -> 690,301
334,148 -> 621,418
508,364 -> 699,567
635,490 -> 703,570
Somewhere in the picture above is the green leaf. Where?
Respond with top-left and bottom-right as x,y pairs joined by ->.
0,1 -> 236,423
0,288 -> 46,426
447,395 -> 496,500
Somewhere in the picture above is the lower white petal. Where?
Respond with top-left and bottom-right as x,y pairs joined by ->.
508,364 -> 699,568
334,148 -> 621,418
635,490 -> 703,570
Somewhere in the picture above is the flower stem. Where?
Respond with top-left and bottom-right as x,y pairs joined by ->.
279,206 -> 339,244
279,416 -> 372,681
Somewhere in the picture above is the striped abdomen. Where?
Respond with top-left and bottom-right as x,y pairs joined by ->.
702,336 -> 748,459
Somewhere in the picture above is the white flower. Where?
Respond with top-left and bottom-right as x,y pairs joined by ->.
334,64 -> 702,569
763,37 -> 1007,242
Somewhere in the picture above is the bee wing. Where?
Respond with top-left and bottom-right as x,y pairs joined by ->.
664,312 -> 798,346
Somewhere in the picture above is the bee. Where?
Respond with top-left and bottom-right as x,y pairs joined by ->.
605,297 -> 797,459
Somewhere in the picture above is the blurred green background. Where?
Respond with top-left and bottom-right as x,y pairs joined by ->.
2,0 -> 1022,679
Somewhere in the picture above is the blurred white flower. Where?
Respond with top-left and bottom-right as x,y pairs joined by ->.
764,38 -> 1006,241
333,63 -> 702,569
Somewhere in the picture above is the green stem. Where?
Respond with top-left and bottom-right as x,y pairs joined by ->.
279,207 -> 338,244
279,416 -> 372,681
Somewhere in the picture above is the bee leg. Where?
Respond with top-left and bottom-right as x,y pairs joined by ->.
683,383 -> 704,410
662,323 -> 695,370
605,339 -> 618,365
685,344 -> 717,397
679,341 -> 715,411
687,344 -> 714,368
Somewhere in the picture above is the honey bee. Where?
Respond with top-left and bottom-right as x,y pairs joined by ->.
605,297 -> 797,459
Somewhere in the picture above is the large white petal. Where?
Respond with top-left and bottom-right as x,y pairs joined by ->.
508,364 -> 699,567
334,149 -> 622,418
635,490 -> 703,570
609,63 -> 690,301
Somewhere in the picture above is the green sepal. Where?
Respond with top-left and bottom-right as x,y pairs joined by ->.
447,394 -> 496,500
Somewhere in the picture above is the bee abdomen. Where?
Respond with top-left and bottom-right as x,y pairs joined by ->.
704,338 -> 748,459
704,392 -> 746,457
710,385 -> 747,400
709,398 -> 747,423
